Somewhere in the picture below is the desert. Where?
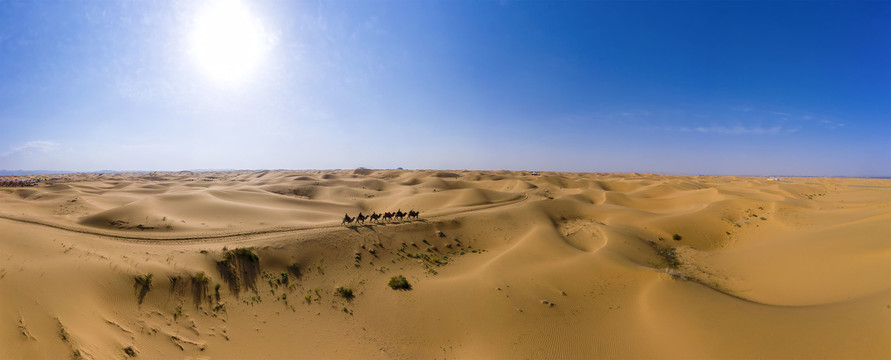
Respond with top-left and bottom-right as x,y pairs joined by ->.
1,169 -> 889,359
3,0 -> 890,358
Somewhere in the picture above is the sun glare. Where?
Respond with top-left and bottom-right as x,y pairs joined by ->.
189,0 -> 268,86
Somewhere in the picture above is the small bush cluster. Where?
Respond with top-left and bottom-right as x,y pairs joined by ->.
335,286 -> 354,300
225,248 -> 259,262
287,263 -> 301,278
646,240 -> 682,270
216,247 -> 261,295
134,274 -> 153,290
262,270 -> 291,289
192,272 -> 209,285
191,272 -> 210,306
388,275 -> 411,290
656,247 -> 681,269
279,271 -> 288,285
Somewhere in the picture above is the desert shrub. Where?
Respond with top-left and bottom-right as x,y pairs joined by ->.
335,287 -> 354,300
191,272 -> 210,307
228,248 -> 259,262
672,234 -> 682,241
287,262 -> 301,278
192,271 -> 209,285
134,273 -> 153,304
646,240 -> 682,269
217,248 -> 261,296
123,346 -> 137,357
388,275 -> 411,290
656,247 -> 681,269
135,274 -> 153,290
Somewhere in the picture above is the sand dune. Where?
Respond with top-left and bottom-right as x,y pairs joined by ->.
0,170 -> 889,359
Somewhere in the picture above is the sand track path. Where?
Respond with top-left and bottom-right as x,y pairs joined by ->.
0,194 -> 529,244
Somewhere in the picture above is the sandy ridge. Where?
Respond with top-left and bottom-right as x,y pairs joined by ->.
0,194 -> 529,244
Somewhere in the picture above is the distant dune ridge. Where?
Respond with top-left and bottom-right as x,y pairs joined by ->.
0,169 -> 889,359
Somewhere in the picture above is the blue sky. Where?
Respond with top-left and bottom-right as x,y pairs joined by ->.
1,0 -> 888,176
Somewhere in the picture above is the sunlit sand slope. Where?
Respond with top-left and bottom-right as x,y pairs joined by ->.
1,170 -> 888,359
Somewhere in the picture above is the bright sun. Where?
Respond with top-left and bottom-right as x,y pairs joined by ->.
189,0 -> 268,85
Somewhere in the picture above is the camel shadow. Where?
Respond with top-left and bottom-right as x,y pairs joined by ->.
347,224 -> 377,233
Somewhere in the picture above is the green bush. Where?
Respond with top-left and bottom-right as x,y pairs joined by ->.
388,275 -> 412,290
232,248 -> 259,262
223,247 -> 258,262
335,286 -> 355,300
192,271 -> 209,285
672,234 -> 682,241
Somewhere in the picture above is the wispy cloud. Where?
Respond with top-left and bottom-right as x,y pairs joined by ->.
2,140 -> 61,157
681,125 -> 793,135
570,106 -> 837,137
736,108 -> 795,118
734,107 -> 848,131
819,119 -> 845,129
559,109 -> 653,126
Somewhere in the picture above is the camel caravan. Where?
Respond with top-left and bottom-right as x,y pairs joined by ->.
342,210 -> 420,226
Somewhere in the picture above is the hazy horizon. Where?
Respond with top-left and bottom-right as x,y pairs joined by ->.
2,1 -> 889,177
3,168 -> 890,180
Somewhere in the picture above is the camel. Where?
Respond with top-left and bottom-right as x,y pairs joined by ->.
344,210 -> 417,225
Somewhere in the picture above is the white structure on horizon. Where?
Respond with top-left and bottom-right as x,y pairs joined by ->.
767,177 -> 782,181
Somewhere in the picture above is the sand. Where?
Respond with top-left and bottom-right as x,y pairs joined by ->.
0,169 -> 889,359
